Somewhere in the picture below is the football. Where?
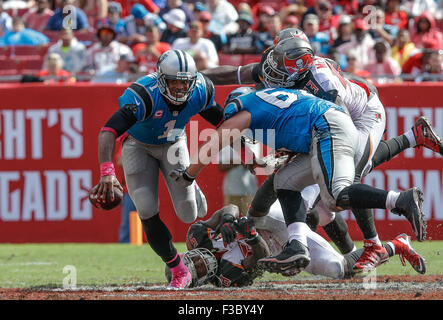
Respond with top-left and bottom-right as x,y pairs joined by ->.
88,185 -> 123,210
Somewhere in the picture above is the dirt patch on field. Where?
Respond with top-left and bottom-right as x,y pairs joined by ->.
1,275 -> 442,300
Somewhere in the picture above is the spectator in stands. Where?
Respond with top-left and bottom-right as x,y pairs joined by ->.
407,0 -> 438,18
391,29 -> 417,68
258,10 -> 281,51
0,16 -> 49,46
281,15 -> 300,30
37,52 -> 75,83
327,46 -> 347,70
172,20 -> 219,69
115,1 -> 160,19
118,3 -> 165,47
344,49 -> 371,78
105,1 -> 125,35
410,12 -> 443,50
302,1 -> 340,39
159,8 -> 187,44
368,7 -> 396,46
132,24 -> 170,74
252,5 -> 274,33
192,1 -> 206,18
206,0 -> 239,35
402,48 -> 443,79
222,12 -> 262,55
91,53 -> 137,83
332,14 -> 352,48
302,13 -> 329,56
364,40 -> 401,84
1,0 -> 32,10
22,0 -> 54,33
279,3 -> 306,26
384,0 -> 408,30
0,0 -> 13,36
336,18 -> 375,68
76,0 -> 108,28
159,0 -> 193,25
45,0 -> 89,31
44,27 -> 86,73
333,0 -> 359,15
199,10 -> 223,52
85,24 -> 133,75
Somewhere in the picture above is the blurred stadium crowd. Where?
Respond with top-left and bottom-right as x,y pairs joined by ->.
0,0 -> 442,84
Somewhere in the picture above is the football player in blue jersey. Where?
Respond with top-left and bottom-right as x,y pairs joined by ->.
170,87 -> 427,275
91,49 -> 225,289
201,27 -> 437,272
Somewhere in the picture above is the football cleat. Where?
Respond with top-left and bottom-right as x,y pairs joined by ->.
194,182 -> 208,218
390,233 -> 426,275
391,187 -> 427,242
257,239 -> 310,274
353,240 -> 389,272
412,116 -> 443,155
167,269 -> 192,290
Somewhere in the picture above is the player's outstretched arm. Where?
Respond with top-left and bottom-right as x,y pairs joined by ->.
201,64 -> 257,85
202,204 -> 240,230
91,130 -> 124,204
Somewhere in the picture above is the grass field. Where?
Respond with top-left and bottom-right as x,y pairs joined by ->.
1,241 -> 442,289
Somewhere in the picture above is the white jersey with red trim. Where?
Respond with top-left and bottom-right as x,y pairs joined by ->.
303,56 -> 370,121
209,231 -> 253,267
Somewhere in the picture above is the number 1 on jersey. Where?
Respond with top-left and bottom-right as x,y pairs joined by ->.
158,120 -> 177,139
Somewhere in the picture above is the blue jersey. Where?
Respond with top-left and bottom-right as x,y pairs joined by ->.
118,72 -> 215,145
224,88 -> 346,154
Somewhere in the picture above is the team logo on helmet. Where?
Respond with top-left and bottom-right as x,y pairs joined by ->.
284,54 -> 313,76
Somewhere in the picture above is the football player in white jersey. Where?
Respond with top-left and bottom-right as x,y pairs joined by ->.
172,203 -> 426,288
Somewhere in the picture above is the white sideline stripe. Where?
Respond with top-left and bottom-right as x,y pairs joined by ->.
0,262 -> 56,266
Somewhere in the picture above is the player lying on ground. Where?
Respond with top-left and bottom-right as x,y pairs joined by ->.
166,204 -> 426,288
91,49 -> 225,289
169,86 -> 427,276
202,27 -> 441,271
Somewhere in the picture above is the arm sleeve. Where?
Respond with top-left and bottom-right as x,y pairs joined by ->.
218,259 -> 254,287
103,106 -> 138,137
251,63 -> 261,83
199,101 -> 224,127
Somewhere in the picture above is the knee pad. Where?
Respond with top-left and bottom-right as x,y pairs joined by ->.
130,187 -> 158,220
175,199 -> 197,224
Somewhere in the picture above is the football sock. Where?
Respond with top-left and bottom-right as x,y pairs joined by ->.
141,213 -> 179,268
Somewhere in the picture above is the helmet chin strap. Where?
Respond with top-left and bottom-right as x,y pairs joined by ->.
165,87 -> 188,105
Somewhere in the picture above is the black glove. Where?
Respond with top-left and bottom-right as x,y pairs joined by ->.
169,168 -> 195,188
214,214 -> 237,246
234,217 -> 258,240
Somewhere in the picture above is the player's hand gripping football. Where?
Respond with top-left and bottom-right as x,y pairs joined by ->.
90,174 -> 123,208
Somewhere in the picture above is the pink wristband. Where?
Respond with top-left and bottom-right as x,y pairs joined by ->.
100,162 -> 115,177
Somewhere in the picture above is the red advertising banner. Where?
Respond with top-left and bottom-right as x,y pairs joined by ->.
0,83 -> 441,243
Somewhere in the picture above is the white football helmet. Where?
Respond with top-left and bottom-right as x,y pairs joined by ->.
156,49 -> 198,105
